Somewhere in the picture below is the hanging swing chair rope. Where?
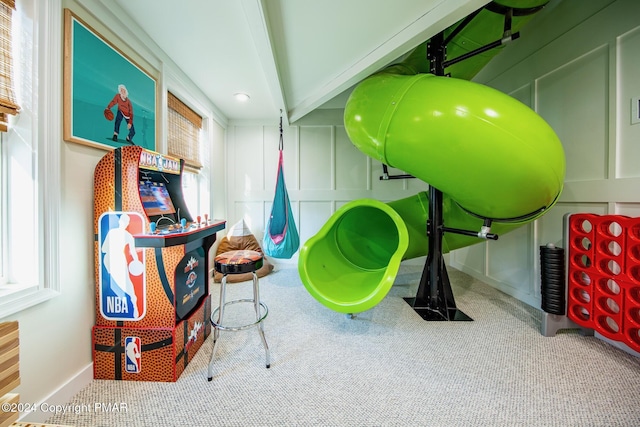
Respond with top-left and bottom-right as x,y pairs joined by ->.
263,111 -> 300,259
279,114 -> 283,151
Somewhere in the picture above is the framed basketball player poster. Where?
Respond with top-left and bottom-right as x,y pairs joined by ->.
63,9 -> 157,151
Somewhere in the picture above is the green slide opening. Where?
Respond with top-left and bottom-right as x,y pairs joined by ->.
298,200 -> 410,313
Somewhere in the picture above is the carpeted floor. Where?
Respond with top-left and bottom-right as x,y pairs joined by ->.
46,266 -> 640,426
11,423 -> 73,427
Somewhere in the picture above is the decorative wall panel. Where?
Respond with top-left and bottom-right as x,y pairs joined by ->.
616,25 -> 640,179
336,126 -> 368,190
300,126 -> 332,190
537,46 -> 609,182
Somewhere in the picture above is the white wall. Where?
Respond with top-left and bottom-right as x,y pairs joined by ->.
452,0 -> 640,309
4,0 -> 226,422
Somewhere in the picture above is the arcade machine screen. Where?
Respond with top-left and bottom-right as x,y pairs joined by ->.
139,181 -> 177,221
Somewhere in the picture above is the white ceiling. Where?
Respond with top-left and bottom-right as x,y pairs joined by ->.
110,0 -> 490,124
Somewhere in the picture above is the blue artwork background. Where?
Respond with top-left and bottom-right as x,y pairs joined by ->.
71,17 -> 156,150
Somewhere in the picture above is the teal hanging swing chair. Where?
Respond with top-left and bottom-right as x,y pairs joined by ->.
263,114 -> 299,259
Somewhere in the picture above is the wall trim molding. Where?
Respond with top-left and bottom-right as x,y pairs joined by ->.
19,363 -> 93,423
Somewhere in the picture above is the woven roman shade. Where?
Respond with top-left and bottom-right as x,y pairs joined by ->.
167,92 -> 202,171
0,0 -> 18,132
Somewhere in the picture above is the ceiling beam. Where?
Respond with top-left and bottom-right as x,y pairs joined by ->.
287,0 -> 491,123
241,0 -> 290,125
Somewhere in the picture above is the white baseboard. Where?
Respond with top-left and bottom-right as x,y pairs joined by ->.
19,363 -> 93,423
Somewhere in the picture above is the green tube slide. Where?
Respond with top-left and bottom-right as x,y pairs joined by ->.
298,0 -> 566,314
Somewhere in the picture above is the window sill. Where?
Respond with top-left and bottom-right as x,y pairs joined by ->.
0,285 -> 60,319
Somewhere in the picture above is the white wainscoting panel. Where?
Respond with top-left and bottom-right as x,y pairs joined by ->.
615,203 -> 640,216
616,25 -> 640,179
336,125 -> 368,190
300,126 -> 333,190
232,201 -> 265,237
537,45 -> 609,183
487,224 -> 533,296
450,244 -> 485,278
299,201 -> 333,247
233,126 -> 266,194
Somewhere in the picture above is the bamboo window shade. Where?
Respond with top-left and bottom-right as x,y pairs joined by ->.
0,0 -> 18,133
167,92 -> 203,171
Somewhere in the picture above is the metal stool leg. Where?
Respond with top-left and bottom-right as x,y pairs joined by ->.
207,274 -> 228,381
206,264 -> 270,381
252,272 -> 270,368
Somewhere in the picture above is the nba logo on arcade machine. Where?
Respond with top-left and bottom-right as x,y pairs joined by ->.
98,211 -> 146,321
125,336 -> 141,373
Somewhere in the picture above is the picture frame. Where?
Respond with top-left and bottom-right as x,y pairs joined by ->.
63,9 -> 157,151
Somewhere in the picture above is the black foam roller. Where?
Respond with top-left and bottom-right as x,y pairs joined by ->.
540,244 -> 566,315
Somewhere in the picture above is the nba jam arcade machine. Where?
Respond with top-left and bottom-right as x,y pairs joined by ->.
92,146 -> 225,381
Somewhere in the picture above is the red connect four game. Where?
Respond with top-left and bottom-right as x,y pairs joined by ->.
567,213 -> 640,353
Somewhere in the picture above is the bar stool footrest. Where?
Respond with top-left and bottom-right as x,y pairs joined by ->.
211,299 -> 268,332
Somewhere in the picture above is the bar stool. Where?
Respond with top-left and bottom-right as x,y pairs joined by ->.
207,249 -> 270,381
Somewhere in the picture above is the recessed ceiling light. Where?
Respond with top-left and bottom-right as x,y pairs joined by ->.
234,92 -> 250,102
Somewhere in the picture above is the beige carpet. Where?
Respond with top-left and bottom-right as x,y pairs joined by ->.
11,423 -> 73,427
46,266 -> 640,426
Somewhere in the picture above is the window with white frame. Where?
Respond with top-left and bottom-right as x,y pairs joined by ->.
0,0 -> 61,319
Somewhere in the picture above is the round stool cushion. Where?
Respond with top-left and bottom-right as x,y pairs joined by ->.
213,234 -> 273,283
215,250 -> 264,275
